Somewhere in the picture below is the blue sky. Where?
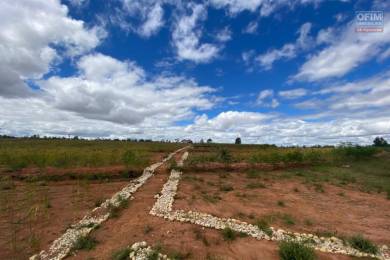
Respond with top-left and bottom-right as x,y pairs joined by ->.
0,0 -> 389,145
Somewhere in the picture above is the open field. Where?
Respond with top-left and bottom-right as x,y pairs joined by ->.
0,139 -> 183,259
1,141 -> 390,260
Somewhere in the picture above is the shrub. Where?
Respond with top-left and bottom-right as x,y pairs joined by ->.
73,235 -> 97,251
279,241 -> 316,260
111,247 -> 131,260
348,234 -> 378,254
108,196 -> 128,218
255,219 -> 273,237
277,200 -> 285,207
221,227 -> 237,241
281,214 -> 295,226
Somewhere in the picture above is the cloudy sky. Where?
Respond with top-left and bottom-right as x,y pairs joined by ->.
0,0 -> 389,145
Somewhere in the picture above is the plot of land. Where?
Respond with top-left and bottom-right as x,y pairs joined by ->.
1,141 -> 389,260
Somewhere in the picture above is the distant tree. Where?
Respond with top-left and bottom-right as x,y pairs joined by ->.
235,137 -> 241,144
373,137 -> 388,147
207,138 -> 212,143
199,139 -> 204,144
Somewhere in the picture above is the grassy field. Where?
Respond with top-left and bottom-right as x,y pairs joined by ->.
184,144 -> 390,196
0,139 -> 183,171
0,139 -> 183,259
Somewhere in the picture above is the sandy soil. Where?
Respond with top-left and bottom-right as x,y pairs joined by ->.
174,171 -> 390,245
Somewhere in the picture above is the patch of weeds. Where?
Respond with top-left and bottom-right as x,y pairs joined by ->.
219,184 -> 234,192
246,182 -> 266,189
277,200 -> 285,207
73,235 -> 98,251
94,198 -> 104,207
248,213 -> 256,219
304,219 -> 313,226
337,192 -> 345,197
255,218 -> 273,237
144,225 -> 153,234
221,227 -> 237,241
194,228 -> 209,246
313,183 -> 325,193
246,170 -> 261,179
279,241 -> 316,260
348,234 -> 378,254
281,214 -> 295,226
111,247 -> 131,260
108,195 -> 128,218
314,230 -> 338,238
202,194 -> 222,204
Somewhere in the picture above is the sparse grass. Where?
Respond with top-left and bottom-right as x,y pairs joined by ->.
255,218 -> 273,237
94,198 -> 105,207
111,247 -> 131,260
246,182 -> 266,189
202,194 -> 222,203
304,219 -> 313,226
144,225 -> 153,234
194,228 -> 209,246
219,184 -> 234,192
279,241 -> 316,260
73,235 -> 98,251
348,234 -> 378,254
221,227 -> 237,241
281,214 -> 295,226
108,195 -> 128,218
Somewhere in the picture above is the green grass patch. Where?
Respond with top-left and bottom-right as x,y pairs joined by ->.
279,241 -> 316,260
111,247 -> 131,260
73,235 -> 98,251
348,234 -> 378,254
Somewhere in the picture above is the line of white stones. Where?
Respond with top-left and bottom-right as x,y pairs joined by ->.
129,241 -> 170,260
30,146 -> 189,260
149,152 -> 390,260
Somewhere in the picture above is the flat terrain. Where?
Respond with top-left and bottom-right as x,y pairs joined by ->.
0,139 -> 183,259
1,141 -> 389,259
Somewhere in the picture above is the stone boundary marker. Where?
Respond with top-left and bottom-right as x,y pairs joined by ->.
150,152 -> 390,260
30,146 -> 189,260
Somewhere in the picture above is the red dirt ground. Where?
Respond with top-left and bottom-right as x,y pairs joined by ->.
0,179 -> 129,260
68,153 -> 369,260
174,171 -> 390,245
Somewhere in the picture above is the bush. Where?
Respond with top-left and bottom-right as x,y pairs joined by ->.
279,241 -> 316,260
111,247 -> 131,260
221,227 -> 237,241
73,235 -> 97,251
348,234 -> 378,254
